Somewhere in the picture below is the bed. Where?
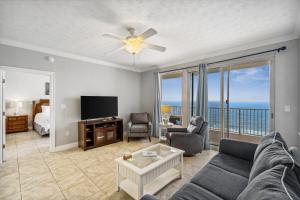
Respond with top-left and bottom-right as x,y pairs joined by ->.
32,99 -> 50,135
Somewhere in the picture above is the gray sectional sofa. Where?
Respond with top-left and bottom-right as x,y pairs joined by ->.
142,132 -> 300,200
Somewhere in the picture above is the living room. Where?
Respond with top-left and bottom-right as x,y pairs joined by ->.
0,1 -> 300,200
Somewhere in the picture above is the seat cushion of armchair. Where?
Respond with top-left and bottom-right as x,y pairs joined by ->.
130,124 -> 148,133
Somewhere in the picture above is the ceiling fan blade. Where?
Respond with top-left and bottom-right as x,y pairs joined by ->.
144,43 -> 166,52
140,28 -> 157,39
104,45 -> 126,55
102,33 -> 123,40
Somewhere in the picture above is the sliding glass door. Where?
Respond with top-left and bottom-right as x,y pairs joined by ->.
160,60 -> 272,146
224,63 -> 271,142
208,61 -> 272,145
192,61 -> 273,146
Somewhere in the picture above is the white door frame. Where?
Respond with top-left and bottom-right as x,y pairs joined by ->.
0,66 -> 56,153
0,70 -> 5,163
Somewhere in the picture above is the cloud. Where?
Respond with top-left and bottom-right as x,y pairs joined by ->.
231,66 -> 269,83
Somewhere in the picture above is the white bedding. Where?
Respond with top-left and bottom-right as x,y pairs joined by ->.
34,112 -> 50,132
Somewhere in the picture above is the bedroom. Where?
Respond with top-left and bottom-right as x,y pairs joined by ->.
4,69 -> 51,160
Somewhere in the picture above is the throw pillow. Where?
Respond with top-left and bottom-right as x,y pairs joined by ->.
237,165 -> 300,200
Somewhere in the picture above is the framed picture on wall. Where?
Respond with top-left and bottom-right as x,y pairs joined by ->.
45,82 -> 50,95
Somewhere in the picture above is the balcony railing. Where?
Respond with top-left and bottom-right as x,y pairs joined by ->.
166,106 -> 269,136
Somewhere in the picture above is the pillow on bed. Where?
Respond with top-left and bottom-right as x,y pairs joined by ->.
41,106 -> 50,115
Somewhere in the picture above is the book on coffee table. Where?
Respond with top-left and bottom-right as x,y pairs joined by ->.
142,151 -> 157,157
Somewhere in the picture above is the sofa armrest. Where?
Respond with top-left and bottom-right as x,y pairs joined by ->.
141,194 -> 159,200
219,139 -> 258,162
167,127 -> 187,132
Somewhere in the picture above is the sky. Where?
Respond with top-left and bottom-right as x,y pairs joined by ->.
162,65 -> 270,103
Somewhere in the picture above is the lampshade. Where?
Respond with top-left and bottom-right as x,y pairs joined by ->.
161,105 -> 171,114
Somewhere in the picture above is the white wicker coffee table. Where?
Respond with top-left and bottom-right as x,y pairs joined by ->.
115,144 -> 184,200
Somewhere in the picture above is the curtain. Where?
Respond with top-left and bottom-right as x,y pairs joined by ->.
152,72 -> 161,137
196,64 -> 210,149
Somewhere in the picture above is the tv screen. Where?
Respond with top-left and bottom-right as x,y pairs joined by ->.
81,96 -> 118,120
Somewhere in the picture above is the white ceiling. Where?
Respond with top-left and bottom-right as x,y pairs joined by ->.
0,0 -> 299,72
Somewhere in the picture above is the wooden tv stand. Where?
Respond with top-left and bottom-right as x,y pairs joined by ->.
78,118 -> 123,151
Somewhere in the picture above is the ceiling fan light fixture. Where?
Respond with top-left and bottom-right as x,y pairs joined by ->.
124,36 -> 144,54
103,27 -> 166,56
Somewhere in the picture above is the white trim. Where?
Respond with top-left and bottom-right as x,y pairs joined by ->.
0,70 -> 4,163
0,34 -> 298,73
54,142 -> 78,152
140,33 -> 299,72
0,38 -> 140,72
0,66 -> 56,153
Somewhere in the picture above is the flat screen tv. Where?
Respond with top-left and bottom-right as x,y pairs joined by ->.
81,96 -> 118,120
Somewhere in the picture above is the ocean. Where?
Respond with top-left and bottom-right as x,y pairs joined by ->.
162,101 -> 270,136
162,101 -> 269,109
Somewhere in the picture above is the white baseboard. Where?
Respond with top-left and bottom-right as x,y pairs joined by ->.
53,142 -> 78,152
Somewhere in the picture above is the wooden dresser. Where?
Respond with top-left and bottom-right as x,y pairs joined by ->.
6,115 -> 29,134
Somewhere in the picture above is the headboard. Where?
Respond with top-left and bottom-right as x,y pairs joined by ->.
32,99 -> 49,124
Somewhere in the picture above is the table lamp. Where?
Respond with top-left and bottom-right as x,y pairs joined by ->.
161,105 -> 171,125
15,101 -> 23,115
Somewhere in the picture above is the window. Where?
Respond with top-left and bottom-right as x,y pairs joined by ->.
160,60 -> 272,146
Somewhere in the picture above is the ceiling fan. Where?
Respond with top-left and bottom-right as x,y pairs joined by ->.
102,27 -> 166,55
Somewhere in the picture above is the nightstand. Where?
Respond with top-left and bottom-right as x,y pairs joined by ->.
6,115 -> 29,134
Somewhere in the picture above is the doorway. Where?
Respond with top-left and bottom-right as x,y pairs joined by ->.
0,66 -> 55,163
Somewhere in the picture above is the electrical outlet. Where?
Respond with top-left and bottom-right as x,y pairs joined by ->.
284,105 -> 291,113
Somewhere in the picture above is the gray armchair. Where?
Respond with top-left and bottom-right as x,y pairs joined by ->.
127,113 -> 152,142
166,116 -> 208,156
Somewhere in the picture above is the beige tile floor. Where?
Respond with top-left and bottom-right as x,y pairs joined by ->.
0,131 -> 217,200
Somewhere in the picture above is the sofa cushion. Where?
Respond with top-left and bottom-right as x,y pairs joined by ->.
254,132 -> 287,161
169,183 -> 223,200
130,124 -> 148,133
131,113 -> 149,124
209,153 -> 252,178
249,140 -> 295,182
190,164 -> 248,200
237,165 -> 300,200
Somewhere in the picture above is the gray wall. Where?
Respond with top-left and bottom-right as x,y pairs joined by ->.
0,44 -> 141,146
141,39 -> 300,147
